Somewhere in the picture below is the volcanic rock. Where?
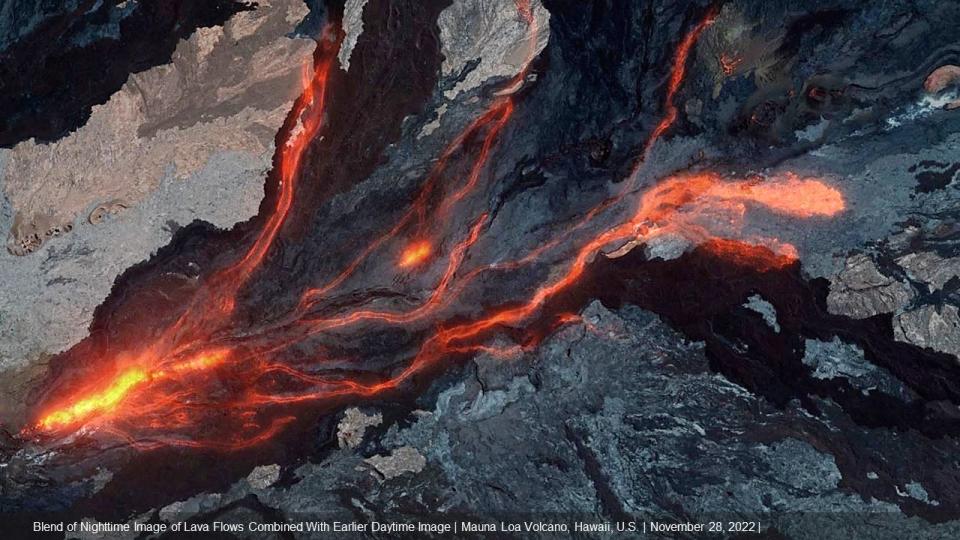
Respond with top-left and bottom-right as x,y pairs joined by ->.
0,0 -> 314,422
363,446 -> 427,481
925,65 -> 960,110
337,407 -> 383,449
894,304 -> 960,359
827,254 -> 916,319
896,251 -> 960,292
437,0 -> 550,99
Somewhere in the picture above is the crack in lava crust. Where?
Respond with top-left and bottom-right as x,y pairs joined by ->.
27,4 -> 845,452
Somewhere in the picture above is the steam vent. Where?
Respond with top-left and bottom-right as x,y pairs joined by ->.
2,1 -> 960,538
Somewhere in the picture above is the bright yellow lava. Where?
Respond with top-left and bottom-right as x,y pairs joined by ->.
38,368 -> 148,430
398,241 -> 432,268
37,349 -> 230,431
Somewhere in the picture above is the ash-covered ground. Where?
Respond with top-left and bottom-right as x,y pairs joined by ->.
2,0 -> 960,538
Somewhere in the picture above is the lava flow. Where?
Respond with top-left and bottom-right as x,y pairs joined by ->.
215,171 -> 846,409
30,30 -> 341,441
28,4 -> 846,453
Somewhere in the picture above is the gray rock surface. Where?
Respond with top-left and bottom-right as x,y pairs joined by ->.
0,0 -> 314,423
438,0 -> 550,99
897,251 -> 960,292
337,407 -> 383,449
0,152 -> 265,423
894,304 -> 960,359
363,446 -> 427,481
827,254 -> 915,319
803,338 -> 916,400
745,293 -> 780,331
246,464 -> 282,490
3,0 -> 314,256
4,2 -> 960,537
135,303 -> 960,538
337,0 -> 368,71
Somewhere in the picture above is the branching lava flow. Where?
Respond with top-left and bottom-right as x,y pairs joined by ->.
28,4 -> 845,452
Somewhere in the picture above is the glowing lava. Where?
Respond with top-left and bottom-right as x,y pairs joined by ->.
398,241 -> 433,268
38,368 -> 147,431
29,4 -> 541,445
643,5 -> 718,158
297,4 -> 534,309
31,30 -> 342,441
28,5 -> 848,453
192,171 -> 845,412
719,53 -> 743,77
37,348 -> 230,431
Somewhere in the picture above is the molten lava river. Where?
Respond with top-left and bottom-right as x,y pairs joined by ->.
24,5 -> 844,461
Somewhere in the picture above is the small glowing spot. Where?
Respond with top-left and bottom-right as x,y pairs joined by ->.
399,241 -> 432,268
719,53 -> 743,76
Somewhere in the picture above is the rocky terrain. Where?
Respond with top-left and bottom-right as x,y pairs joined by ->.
2,0 -> 960,538
0,0 -> 314,423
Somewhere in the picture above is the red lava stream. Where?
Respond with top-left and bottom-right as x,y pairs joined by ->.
27,4 -> 845,451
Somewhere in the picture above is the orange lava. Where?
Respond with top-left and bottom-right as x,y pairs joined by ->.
30,31 -> 342,443
215,39 -> 336,297
30,5 -> 541,445
701,238 -> 797,272
398,241 -> 433,268
297,3 -> 534,309
643,6 -> 717,158
200,171 -> 845,411
29,5 -> 848,453
37,348 -> 229,431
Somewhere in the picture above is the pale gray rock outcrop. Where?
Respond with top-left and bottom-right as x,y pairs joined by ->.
827,254 -> 915,319
3,0 -> 314,256
0,152 -> 266,423
438,0 -> 550,99
337,0 -> 369,71
745,293 -> 780,332
803,338 -> 915,400
896,251 -> 960,292
337,407 -> 383,449
894,304 -> 960,359
363,446 -> 427,481
246,464 -> 282,490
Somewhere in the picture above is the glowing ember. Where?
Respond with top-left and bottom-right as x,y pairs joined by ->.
701,238 -> 797,272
